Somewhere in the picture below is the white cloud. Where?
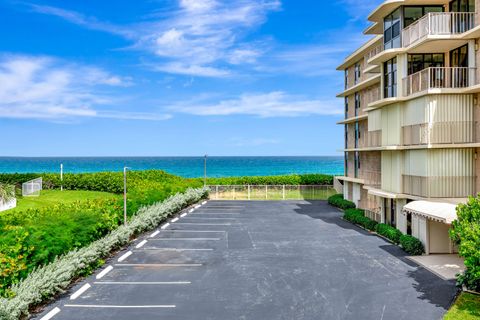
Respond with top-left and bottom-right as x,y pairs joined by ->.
172,91 -> 342,118
0,55 -> 167,121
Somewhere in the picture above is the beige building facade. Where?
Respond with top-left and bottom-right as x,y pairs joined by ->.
336,0 -> 480,254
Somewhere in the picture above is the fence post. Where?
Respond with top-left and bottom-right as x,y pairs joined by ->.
282,185 -> 285,200
216,185 -> 219,200
248,185 -> 251,200
265,185 -> 268,200
233,186 -> 235,200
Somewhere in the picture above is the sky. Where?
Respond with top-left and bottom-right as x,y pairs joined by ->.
0,0 -> 382,157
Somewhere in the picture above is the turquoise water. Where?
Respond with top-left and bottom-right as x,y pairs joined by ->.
0,157 -> 344,178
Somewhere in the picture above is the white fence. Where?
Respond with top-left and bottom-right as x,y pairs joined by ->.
208,185 -> 336,201
22,178 -> 43,197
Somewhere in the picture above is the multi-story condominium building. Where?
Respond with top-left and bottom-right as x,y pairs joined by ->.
336,0 -> 480,255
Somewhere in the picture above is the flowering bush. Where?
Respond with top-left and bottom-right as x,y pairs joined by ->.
0,187 -> 208,320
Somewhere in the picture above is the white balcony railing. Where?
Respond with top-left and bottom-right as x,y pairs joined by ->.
403,12 -> 476,47
403,67 -> 476,96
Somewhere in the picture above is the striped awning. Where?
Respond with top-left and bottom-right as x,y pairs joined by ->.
403,201 -> 458,224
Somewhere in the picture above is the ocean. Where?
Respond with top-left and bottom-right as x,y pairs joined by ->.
0,156 -> 344,178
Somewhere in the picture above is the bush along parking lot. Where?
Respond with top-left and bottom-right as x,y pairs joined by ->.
0,171 -> 203,299
450,197 -> 480,292
0,188 -> 208,320
204,173 -> 334,186
329,195 -> 424,256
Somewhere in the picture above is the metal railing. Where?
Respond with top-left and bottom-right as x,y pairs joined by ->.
403,67 -> 476,96
364,43 -> 384,63
403,12 -> 475,47
208,185 -> 336,201
402,121 -> 476,145
358,130 -> 382,148
402,175 -> 475,198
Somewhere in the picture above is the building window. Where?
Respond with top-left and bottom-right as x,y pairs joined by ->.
354,151 -> 360,178
403,6 -> 443,28
355,122 -> 361,149
450,0 -> 475,32
345,69 -> 349,89
354,63 -> 361,85
450,0 -> 475,13
450,44 -> 468,68
345,125 -> 348,149
384,58 -> 397,98
408,53 -> 444,75
345,97 -> 349,118
344,152 -> 349,176
384,8 -> 401,49
354,92 -> 361,116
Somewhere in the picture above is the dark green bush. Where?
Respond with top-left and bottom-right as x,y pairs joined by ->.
375,223 -> 403,244
450,197 -> 480,291
204,174 -> 333,186
400,234 -> 424,255
343,209 -> 378,231
328,194 -> 356,210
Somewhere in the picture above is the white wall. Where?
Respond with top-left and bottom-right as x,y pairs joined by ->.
0,199 -> 16,212
412,215 -> 429,254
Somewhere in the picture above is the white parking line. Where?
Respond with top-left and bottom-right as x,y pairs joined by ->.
190,212 -> 240,215
160,223 -> 170,229
189,209 -> 194,213
40,307 -> 61,320
194,205 -> 201,209
64,304 -> 176,309
173,222 -> 232,226
171,217 -> 179,223
96,265 -> 113,279
134,248 -> 214,251
180,213 -> 187,217
136,240 -> 148,248
160,230 -> 226,233
94,281 -> 191,285
149,230 -> 160,238
116,263 -> 202,267
182,217 -> 236,220
70,283 -> 91,300
149,238 -> 220,241
202,201 -> 207,205
118,251 -> 132,262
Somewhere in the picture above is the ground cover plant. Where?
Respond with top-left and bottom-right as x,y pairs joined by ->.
0,170 -> 202,298
450,197 -> 480,292
444,292 -> 480,320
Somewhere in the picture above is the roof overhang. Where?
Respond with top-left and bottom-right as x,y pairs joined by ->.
403,200 -> 458,224
336,36 -> 383,70
368,0 -> 448,24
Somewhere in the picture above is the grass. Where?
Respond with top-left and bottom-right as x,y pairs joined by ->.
444,292 -> 480,320
11,190 -> 120,211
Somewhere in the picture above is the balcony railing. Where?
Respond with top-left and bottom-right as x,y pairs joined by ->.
403,175 -> 475,198
358,130 -> 382,148
361,170 -> 381,188
402,121 -> 476,145
403,12 -> 475,47
364,44 -> 384,64
403,67 -> 476,96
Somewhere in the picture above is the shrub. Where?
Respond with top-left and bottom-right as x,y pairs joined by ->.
328,194 -> 356,210
450,197 -> 480,291
203,174 -> 334,186
343,209 -> 378,231
400,234 -> 424,255
375,223 -> 403,244
0,188 -> 208,320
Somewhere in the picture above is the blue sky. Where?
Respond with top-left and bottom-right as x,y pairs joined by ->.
0,0 -> 382,156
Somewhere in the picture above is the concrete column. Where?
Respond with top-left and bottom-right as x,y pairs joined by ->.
396,199 -> 408,234
397,53 -> 408,98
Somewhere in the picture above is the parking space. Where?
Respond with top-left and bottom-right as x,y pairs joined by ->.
36,200 -> 457,320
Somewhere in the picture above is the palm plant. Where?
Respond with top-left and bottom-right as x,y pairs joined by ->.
0,183 -> 15,203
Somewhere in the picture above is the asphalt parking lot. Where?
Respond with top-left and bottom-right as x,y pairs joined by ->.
36,200 -> 457,320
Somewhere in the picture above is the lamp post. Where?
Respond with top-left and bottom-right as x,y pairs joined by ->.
123,167 -> 130,225
204,155 -> 208,188
60,163 -> 63,191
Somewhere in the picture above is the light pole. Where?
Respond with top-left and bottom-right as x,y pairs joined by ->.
123,167 -> 130,225
60,163 -> 63,191
204,154 -> 208,188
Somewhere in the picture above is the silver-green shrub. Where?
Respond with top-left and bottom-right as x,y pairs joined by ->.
0,187 -> 208,320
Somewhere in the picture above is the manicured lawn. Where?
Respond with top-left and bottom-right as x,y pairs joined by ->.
12,189 -> 120,211
444,292 -> 480,320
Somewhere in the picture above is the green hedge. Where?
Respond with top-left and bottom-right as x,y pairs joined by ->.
0,170 -> 202,297
343,209 -> 378,231
450,197 -> 480,291
328,194 -> 356,210
400,234 -> 424,255
204,174 -> 333,186
375,223 -> 403,245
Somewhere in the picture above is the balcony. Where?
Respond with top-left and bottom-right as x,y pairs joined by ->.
403,175 -> 475,198
403,67 -> 476,96
403,12 -> 475,48
361,170 -> 381,188
402,121 -> 476,145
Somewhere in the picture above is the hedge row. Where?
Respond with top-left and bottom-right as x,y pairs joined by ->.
327,194 -> 356,210
450,197 -> 480,291
341,206 -> 424,256
204,174 -> 334,186
0,188 -> 208,320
